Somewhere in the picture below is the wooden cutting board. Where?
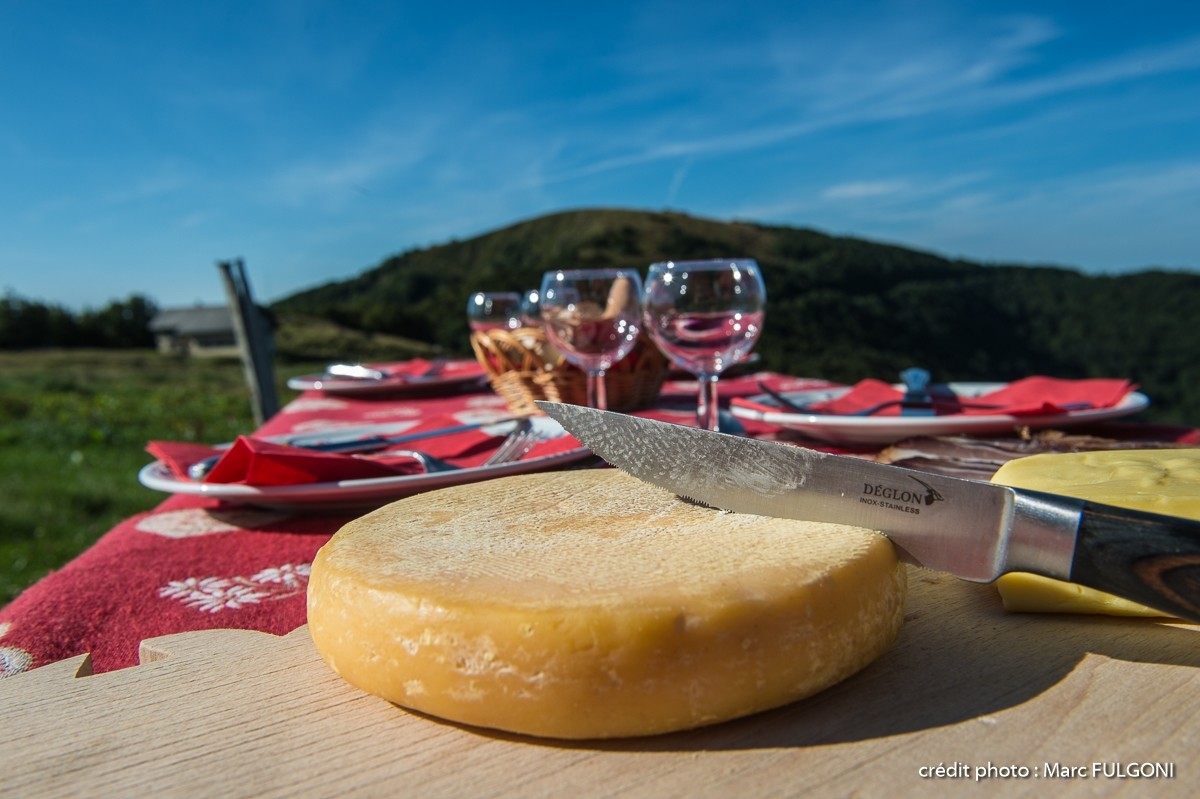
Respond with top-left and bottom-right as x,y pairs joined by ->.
3,567 -> 1197,798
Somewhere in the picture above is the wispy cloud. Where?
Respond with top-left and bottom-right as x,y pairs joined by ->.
251,9 -> 1200,227
266,122 -> 442,208
7,3 -> 1198,310
966,33 -> 1200,106
666,157 -> 695,204
1059,160 -> 1200,211
822,181 -> 909,200
540,17 -> 1200,189
100,166 -> 192,206
791,157 -> 1200,271
743,171 -> 992,220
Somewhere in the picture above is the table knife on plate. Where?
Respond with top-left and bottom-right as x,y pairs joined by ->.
537,401 -> 1200,622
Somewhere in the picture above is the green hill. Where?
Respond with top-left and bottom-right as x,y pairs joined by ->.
273,209 -> 1200,425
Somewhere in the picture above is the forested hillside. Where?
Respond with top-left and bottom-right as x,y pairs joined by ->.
273,209 -> 1199,424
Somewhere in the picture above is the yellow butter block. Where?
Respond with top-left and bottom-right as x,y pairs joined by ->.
308,470 -> 906,739
991,449 -> 1200,618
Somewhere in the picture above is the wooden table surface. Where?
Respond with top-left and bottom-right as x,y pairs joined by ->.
3,566 -> 1197,798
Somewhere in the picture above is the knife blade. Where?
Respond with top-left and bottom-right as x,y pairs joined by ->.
537,401 -> 1200,622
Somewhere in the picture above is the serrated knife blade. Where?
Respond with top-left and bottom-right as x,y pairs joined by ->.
537,401 -> 1200,622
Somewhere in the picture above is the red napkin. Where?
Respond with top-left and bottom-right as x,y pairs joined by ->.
364,358 -> 484,382
146,418 -> 528,486
373,358 -> 437,380
799,376 -> 1137,417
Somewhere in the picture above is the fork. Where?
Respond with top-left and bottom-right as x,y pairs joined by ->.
390,418 -> 538,473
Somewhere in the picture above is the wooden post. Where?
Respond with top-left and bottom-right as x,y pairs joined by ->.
217,259 -> 279,426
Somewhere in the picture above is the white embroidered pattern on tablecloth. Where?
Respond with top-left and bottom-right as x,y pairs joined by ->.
283,397 -> 351,412
158,563 -> 311,613
0,622 -> 34,678
136,508 -> 288,539
289,413 -> 420,435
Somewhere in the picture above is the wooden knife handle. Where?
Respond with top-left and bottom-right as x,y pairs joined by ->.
1070,501 -> 1200,622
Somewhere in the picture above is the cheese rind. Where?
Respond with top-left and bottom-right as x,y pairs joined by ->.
308,470 -> 906,739
992,449 -> 1200,618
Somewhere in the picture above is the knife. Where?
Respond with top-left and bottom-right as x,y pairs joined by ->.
537,401 -> 1200,622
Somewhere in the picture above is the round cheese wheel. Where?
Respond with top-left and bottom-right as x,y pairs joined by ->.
992,448 -> 1200,617
307,470 -> 906,739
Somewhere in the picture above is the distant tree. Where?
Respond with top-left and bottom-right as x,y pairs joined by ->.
0,291 -> 157,349
79,295 -> 158,348
0,292 -> 80,348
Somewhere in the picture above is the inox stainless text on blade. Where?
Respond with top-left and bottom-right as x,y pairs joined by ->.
538,402 -> 1081,584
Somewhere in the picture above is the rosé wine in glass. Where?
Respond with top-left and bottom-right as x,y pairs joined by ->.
643,259 -> 766,430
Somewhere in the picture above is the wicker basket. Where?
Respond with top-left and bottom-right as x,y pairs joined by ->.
470,327 -> 669,415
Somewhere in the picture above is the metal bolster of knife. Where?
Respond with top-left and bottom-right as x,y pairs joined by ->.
1004,488 -> 1086,581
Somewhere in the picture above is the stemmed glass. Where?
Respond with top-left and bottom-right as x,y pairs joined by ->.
518,289 -> 541,327
643,259 -> 766,430
539,268 -> 643,410
466,292 -> 522,333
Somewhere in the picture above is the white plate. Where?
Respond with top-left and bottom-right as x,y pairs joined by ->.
730,382 -> 1150,445
138,418 -> 592,510
287,369 -> 487,396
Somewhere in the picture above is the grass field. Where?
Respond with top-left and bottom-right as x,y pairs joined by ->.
0,349 -> 326,607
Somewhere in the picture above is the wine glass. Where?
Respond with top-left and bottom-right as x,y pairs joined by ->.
466,291 -> 522,333
643,259 -> 766,430
518,288 -> 541,327
539,268 -> 643,409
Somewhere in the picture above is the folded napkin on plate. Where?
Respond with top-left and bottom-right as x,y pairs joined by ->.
360,358 -> 483,382
363,358 -> 439,381
797,376 -> 1137,417
146,416 -> 566,487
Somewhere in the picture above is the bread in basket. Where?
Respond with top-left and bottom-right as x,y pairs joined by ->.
470,327 -> 668,415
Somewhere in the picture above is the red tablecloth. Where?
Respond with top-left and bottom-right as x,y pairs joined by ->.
0,366 -> 832,676
1,363 -> 1194,678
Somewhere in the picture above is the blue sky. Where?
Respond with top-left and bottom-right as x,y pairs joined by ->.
3,0 -> 1199,311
